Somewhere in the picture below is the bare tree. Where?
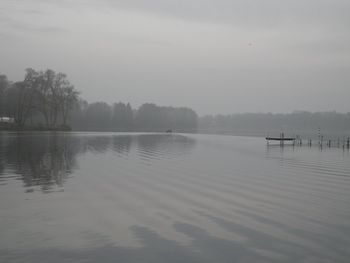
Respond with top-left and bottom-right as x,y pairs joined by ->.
2,68 -> 81,129
59,85 -> 79,126
0,74 -> 10,118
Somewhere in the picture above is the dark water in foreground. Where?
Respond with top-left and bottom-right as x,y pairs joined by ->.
0,132 -> 349,263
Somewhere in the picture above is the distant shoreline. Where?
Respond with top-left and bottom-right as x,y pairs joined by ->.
0,123 -> 71,132
1,125 -> 349,140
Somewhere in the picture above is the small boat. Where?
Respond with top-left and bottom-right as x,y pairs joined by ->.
265,137 -> 295,141
266,132 -> 295,142
166,129 -> 172,133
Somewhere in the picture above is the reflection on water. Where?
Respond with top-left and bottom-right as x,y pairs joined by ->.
0,132 -> 350,263
0,133 -> 195,192
0,134 -> 78,192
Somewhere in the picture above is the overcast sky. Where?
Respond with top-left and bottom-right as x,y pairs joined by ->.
0,0 -> 349,115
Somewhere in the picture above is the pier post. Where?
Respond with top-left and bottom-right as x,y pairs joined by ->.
347,137 -> 350,149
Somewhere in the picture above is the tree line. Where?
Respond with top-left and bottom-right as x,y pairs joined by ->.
0,69 -> 198,132
199,111 -> 350,137
71,101 -> 197,132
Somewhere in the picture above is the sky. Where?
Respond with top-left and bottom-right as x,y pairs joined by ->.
0,0 -> 349,115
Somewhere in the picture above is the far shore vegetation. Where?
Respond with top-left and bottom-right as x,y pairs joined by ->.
0,69 -> 198,132
1,68 -> 349,135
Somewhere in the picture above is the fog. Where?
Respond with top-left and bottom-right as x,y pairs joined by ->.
1,0 -> 349,115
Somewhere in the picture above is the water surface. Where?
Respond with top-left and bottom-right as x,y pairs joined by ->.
0,132 -> 349,262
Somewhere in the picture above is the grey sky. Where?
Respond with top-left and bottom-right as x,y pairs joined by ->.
1,0 -> 349,115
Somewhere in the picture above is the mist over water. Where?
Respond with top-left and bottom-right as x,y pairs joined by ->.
0,132 -> 350,262
1,0 -> 349,261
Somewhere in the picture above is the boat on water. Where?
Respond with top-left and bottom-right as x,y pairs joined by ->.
265,137 -> 295,141
266,132 -> 296,146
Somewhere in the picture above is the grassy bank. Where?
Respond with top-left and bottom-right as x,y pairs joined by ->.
0,123 -> 72,131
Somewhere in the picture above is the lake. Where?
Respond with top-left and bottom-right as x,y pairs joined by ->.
0,132 -> 349,263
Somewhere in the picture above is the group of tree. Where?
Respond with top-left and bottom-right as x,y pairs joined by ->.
71,102 -> 198,132
199,111 -> 350,137
0,69 -> 79,128
1,69 -> 198,132
71,101 -> 134,131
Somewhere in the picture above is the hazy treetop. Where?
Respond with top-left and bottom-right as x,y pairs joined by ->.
1,0 -> 349,115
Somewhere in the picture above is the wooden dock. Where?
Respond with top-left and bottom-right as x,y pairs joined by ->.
266,132 -> 350,149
